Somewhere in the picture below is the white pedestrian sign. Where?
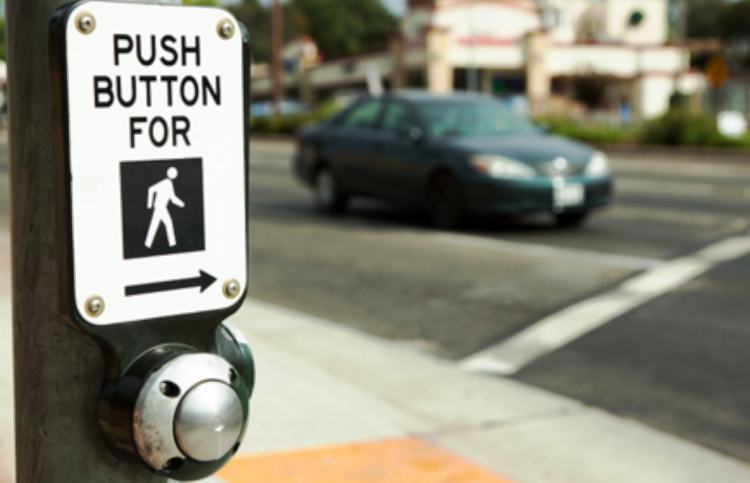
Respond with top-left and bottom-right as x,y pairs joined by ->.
57,2 -> 248,326
145,167 -> 185,249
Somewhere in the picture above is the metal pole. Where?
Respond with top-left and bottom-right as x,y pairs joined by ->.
7,0 -> 171,481
678,0 -> 689,44
271,0 -> 283,114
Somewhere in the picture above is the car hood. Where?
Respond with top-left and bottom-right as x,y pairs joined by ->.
442,135 -> 595,166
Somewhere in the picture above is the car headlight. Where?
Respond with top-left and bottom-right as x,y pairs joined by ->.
470,155 -> 535,180
585,152 -> 610,178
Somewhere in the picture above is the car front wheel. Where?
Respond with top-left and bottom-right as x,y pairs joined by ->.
429,174 -> 465,229
313,167 -> 348,214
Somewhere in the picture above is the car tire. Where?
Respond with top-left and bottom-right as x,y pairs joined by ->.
313,166 -> 348,214
556,211 -> 589,228
429,174 -> 465,230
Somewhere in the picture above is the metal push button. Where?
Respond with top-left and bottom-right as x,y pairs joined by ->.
133,352 -> 250,475
174,381 -> 244,462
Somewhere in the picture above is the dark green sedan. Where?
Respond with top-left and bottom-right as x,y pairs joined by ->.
294,92 -> 612,229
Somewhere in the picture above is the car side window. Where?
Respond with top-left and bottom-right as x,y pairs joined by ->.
381,102 -> 415,134
341,100 -> 382,129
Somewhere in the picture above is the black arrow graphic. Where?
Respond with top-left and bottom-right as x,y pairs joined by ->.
125,270 -> 217,297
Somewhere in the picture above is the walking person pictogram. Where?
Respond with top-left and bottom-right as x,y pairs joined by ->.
145,167 -> 184,248
121,158 -> 205,260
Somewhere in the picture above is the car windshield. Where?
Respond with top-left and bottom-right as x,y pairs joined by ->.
418,100 -> 539,138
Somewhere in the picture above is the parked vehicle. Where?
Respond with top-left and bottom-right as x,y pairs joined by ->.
294,92 -> 613,229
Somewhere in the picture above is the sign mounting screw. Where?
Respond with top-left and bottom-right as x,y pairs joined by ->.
217,18 -> 235,40
76,12 -> 96,35
85,295 -> 105,317
223,279 -> 240,299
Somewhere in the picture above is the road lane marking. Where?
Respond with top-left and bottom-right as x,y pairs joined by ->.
695,236 -> 750,262
219,438 -> 516,483
429,233 -> 663,270
616,178 -> 716,198
460,236 -> 750,376
604,206 -> 748,230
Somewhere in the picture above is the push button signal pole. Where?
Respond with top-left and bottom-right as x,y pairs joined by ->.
43,1 -> 254,480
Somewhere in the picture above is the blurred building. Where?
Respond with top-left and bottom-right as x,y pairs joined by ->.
251,0 -> 699,121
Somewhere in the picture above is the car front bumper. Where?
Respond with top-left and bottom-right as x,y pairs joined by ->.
462,176 -> 613,215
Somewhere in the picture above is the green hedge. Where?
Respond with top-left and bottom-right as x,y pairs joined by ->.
535,111 -> 750,148
250,101 -> 342,134
533,115 -> 639,144
640,110 -> 750,148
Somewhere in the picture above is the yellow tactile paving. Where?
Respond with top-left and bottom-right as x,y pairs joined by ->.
219,437 -> 516,483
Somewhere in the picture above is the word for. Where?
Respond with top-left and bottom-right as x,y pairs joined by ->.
130,116 -> 191,149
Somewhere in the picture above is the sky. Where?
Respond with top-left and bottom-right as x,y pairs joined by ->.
380,0 -> 408,15
218,0 -> 408,16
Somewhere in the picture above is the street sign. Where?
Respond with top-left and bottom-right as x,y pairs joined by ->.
56,2 -> 248,326
705,55 -> 730,89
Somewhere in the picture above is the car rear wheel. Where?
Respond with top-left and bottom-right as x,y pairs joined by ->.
556,211 -> 589,228
313,167 -> 348,214
429,174 -> 464,229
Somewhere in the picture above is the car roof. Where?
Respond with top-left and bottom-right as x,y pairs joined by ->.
382,90 -> 499,104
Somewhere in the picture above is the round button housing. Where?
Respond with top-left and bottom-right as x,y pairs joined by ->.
175,381 -> 244,462
133,353 -> 249,474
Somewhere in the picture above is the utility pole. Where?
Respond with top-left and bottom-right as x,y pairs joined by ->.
467,0 -> 478,92
7,1 -> 171,481
678,0 -> 689,43
271,0 -> 284,115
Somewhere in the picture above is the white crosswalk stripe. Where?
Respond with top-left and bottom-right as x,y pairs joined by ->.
460,236 -> 750,376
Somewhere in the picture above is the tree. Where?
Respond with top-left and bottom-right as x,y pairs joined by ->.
228,0 -> 271,62
227,0 -> 397,64
684,0 -> 729,38
720,0 -> 750,41
286,0 -> 398,58
228,0 -> 300,63
720,0 -> 750,68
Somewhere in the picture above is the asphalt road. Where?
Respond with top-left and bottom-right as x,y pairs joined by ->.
246,139 -> 750,464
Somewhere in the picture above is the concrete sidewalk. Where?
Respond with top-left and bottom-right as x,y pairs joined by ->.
215,299 -> 750,483
3,295 -> 750,482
